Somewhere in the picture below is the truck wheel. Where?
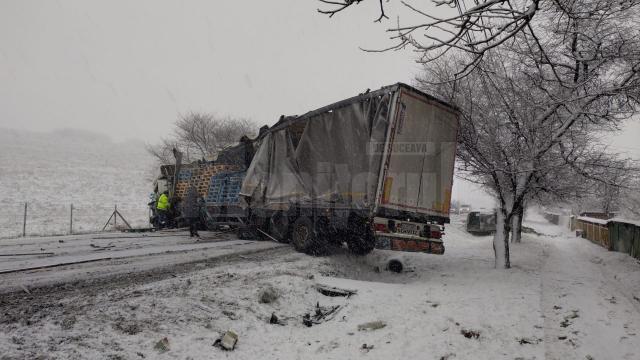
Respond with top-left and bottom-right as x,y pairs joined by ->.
347,233 -> 375,255
291,217 -> 329,256
346,215 -> 375,255
387,259 -> 403,273
269,212 -> 290,243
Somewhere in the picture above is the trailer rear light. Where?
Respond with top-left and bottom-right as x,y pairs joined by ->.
430,230 -> 442,239
374,223 -> 388,232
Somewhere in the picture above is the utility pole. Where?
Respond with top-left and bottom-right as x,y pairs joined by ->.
70,204 -> 74,235
23,203 -> 27,237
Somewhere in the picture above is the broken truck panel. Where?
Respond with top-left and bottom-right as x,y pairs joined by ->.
240,83 -> 459,255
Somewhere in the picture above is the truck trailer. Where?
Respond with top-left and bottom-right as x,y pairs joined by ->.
239,83 -> 459,256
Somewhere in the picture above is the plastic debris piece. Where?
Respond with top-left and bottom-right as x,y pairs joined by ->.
154,337 -> 170,353
358,321 -> 386,331
220,330 -> 238,350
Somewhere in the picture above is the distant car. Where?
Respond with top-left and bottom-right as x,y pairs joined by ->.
466,211 -> 496,235
459,204 -> 472,214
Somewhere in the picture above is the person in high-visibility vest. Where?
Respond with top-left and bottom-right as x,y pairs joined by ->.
156,190 -> 170,228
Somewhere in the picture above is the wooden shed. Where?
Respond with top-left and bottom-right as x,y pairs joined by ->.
608,219 -> 640,260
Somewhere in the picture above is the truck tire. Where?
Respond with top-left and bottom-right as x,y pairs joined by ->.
291,216 -> 329,256
346,215 -> 375,255
269,212 -> 290,243
347,232 -> 375,255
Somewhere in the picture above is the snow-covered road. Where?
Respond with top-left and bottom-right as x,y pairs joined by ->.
539,223 -> 640,359
0,230 -> 285,293
1,215 -> 639,359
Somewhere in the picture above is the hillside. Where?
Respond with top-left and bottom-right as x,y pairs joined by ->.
0,128 -> 155,238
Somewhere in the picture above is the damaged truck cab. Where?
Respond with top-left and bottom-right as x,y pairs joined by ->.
239,83 -> 459,256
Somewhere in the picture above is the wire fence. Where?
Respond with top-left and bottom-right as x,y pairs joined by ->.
0,202 -> 151,239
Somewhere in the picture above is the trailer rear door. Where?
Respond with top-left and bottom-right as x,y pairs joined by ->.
377,89 -> 458,219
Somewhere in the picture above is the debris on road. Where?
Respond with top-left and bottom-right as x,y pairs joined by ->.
358,320 -> 386,331
460,329 -> 480,339
269,313 -> 279,324
361,343 -> 374,353
303,303 -> 342,327
154,337 -> 170,353
215,330 -> 238,351
259,286 -> 279,304
518,337 -> 542,345
316,284 -> 357,298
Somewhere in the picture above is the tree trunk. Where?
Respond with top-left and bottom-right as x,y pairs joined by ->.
511,206 -> 524,243
493,210 -> 511,269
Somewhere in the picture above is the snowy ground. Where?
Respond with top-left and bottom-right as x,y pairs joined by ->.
1,215 -> 639,360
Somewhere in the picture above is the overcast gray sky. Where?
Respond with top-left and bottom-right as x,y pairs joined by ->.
1,0 -> 638,208
0,0 -> 436,142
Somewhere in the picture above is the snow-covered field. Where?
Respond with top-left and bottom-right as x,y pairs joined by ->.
0,128 -> 155,238
2,214 -> 639,359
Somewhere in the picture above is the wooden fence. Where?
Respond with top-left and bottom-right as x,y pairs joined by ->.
571,216 -> 640,260
572,216 -> 610,249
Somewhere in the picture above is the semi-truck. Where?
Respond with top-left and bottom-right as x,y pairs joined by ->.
239,83 -> 459,256
150,83 -> 459,257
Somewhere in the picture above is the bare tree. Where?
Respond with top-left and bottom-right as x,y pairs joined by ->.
418,47 -> 638,267
145,138 -> 184,166
318,1 -> 640,77
564,153 -> 639,217
620,176 -> 640,218
147,113 -> 257,165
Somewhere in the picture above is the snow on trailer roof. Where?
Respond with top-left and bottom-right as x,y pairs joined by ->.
265,82 -> 459,135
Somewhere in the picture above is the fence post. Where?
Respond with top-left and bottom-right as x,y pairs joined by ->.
23,202 -> 27,237
70,204 -> 74,235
